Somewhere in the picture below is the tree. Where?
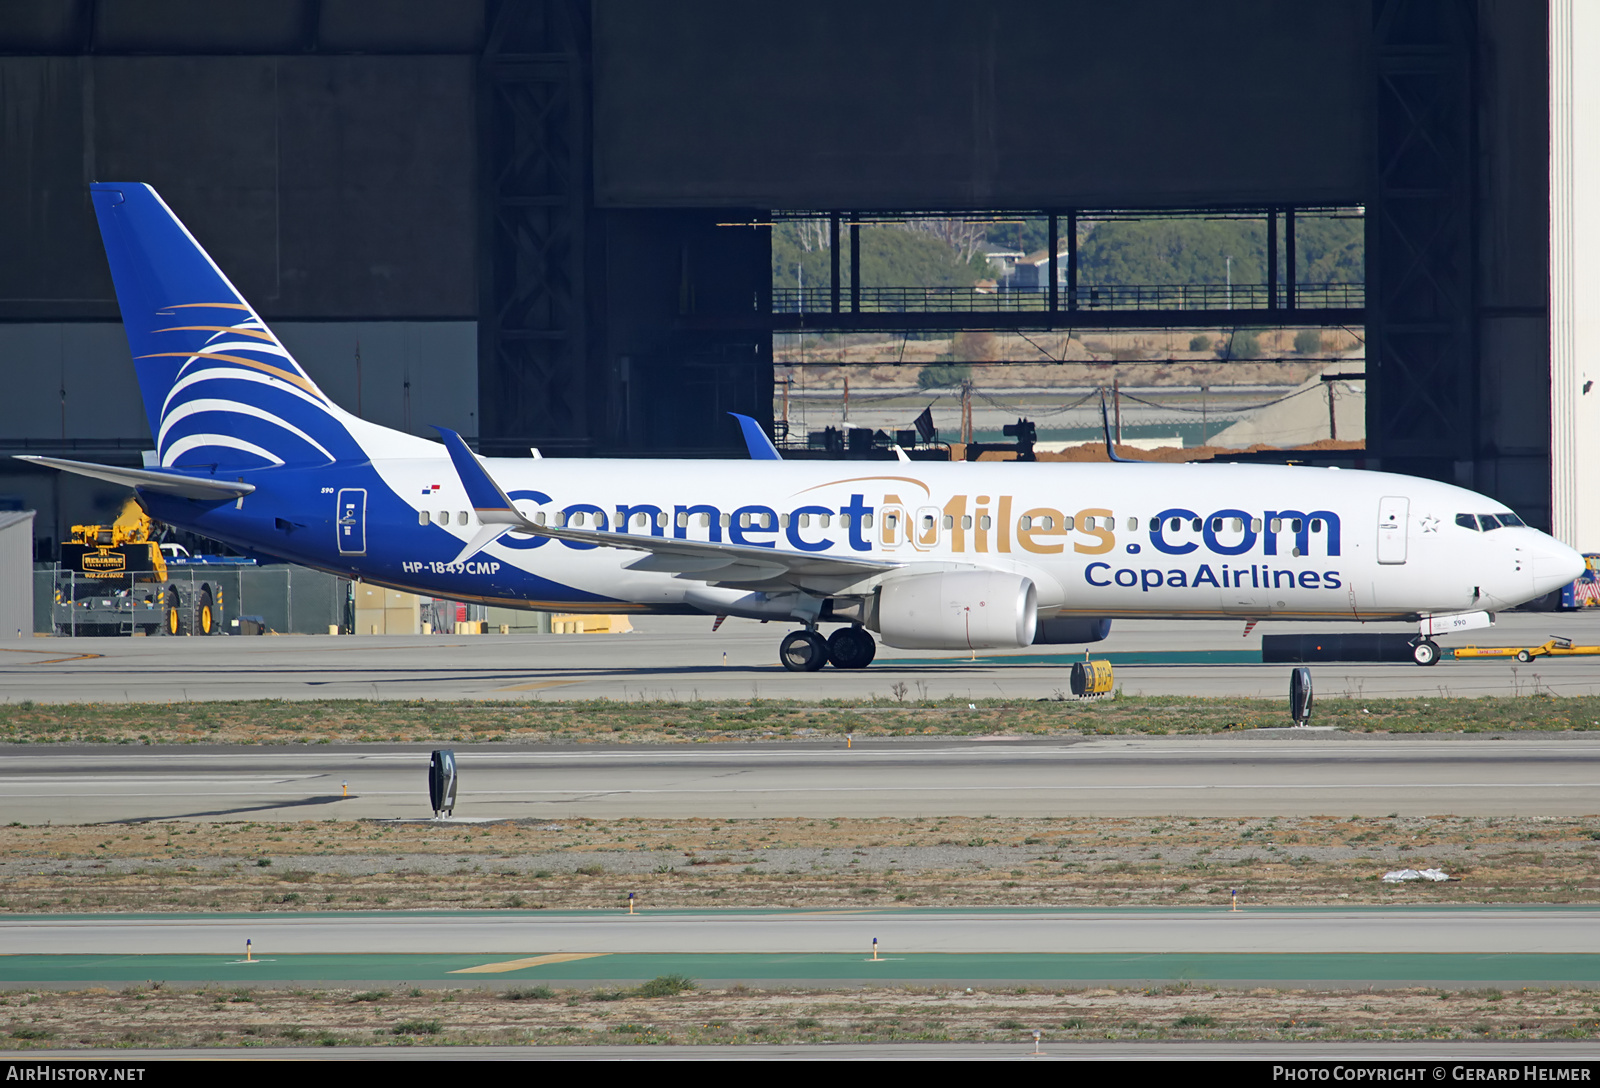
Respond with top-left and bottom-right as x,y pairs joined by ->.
917,363 -> 970,389
1293,329 -> 1324,354
1226,329 -> 1260,358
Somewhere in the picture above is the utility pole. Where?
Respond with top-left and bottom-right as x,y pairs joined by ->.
843,374 -> 850,422
961,380 -> 973,445
1112,376 -> 1122,446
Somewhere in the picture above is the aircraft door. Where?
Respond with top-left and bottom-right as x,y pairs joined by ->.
879,503 -> 907,550
1377,496 -> 1408,565
337,488 -> 367,555
913,506 -> 941,551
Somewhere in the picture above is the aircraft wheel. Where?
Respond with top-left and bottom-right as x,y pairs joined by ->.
165,586 -> 183,636
827,626 -> 877,669
1412,639 -> 1440,667
1515,649 -> 1532,663
779,630 -> 829,672
198,586 -> 215,636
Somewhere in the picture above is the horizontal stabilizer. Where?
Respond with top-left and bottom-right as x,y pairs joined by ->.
15,456 -> 256,500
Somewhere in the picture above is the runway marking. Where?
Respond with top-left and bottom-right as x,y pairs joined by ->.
0,649 -> 103,666
451,952 -> 608,974
492,680 -> 584,692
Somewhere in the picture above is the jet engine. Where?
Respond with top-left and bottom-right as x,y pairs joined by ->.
874,570 -> 1037,650
1033,616 -> 1113,645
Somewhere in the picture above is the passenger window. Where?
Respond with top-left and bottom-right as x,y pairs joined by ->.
1269,518 -> 1282,533
921,515 -> 934,530
1311,518 -> 1322,532
1250,518 -> 1262,532
942,515 -> 953,529
554,512 -> 567,527
697,513 -> 709,528
961,515 -> 972,529
1211,518 -> 1222,532
819,514 -> 831,528
1020,515 -> 1033,530
1063,516 -> 1075,530
719,513 -> 730,528
418,511 -> 429,526
1127,517 -> 1138,531
459,511 -> 469,525
1105,517 -> 1115,530
979,515 -> 991,530
839,514 -> 851,528
1083,516 -> 1096,530
657,512 -> 668,528
779,514 -> 790,528
1291,519 -> 1303,532
677,512 -> 688,528
1190,518 -> 1202,531
1169,517 -> 1181,531
1230,518 -> 1243,532
436,511 -> 449,525
739,513 -> 750,528
534,512 -> 547,526
572,512 -> 586,527
798,513 -> 810,527
862,514 -> 873,528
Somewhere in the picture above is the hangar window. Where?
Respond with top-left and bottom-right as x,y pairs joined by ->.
418,511 -> 429,526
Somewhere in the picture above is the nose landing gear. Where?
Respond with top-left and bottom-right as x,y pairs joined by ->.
1412,639 -> 1441,666
778,626 -> 878,671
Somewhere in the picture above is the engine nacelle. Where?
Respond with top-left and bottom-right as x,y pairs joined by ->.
875,570 -> 1037,650
1033,616 -> 1113,645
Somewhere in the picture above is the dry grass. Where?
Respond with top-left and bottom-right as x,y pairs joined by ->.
2,983 -> 1597,1049
2,814 -> 1596,914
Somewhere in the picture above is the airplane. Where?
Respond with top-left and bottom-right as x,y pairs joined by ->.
18,183 -> 1587,670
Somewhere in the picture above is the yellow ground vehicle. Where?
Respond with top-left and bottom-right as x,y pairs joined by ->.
56,500 -> 221,636
1453,636 -> 1600,662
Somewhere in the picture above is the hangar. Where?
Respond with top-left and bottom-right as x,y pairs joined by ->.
0,1 -> 1591,555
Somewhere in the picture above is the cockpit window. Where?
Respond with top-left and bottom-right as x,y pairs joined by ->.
1457,512 -> 1526,531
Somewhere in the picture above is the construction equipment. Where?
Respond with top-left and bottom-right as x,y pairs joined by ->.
1453,636 -> 1600,662
54,499 -> 223,636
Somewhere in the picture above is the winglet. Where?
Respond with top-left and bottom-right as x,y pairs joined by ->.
433,427 -> 518,516
1099,391 -> 1135,463
728,413 -> 782,460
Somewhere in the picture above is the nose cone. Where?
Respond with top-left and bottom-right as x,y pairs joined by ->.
1530,535 -> 1588,596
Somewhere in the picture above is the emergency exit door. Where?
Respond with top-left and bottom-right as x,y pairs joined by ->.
1377,496 -> 1408,564
337,489 -> 367,555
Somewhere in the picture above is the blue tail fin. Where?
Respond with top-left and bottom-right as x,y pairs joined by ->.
90,183 -> 364,470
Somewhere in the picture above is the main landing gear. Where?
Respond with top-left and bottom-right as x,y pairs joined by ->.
779,626 -> 877,672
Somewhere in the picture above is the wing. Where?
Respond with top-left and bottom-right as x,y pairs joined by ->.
433,426 -> 901,592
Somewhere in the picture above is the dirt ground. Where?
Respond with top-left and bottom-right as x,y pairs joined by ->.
2,982 -> 1596,1049
1,814 -> 1595,914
